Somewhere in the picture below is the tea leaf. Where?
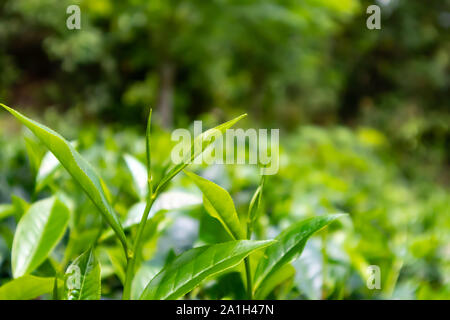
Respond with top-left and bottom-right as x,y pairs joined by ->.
12,197 -> 70,278
36,151 -> 60,191
1,104 -> 128,253
156,114 -> 247,193
253,214 -> 343,293
131,265 -> 159,300
124,154 -> 148,199
0,204 -> 15,221
254,263 -> 295,299
64,248 -> 101,300
23,135 -> 44,174
36,141 -> 78,192
0,275 -> 61,300
145,108 -> 153,190
248,175 -> 265,231
184,171 -> 245,240
140,240 -> 275,300
122,190 -> 202,228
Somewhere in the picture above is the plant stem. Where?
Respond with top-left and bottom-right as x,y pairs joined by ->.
244,257 -> 253,300
122,194 -> 156,300
245,224 -> 253,299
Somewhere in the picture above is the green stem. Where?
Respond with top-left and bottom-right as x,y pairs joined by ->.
244,258 -> 253,300
122,194 -> 156,300
245,224 -> 253,299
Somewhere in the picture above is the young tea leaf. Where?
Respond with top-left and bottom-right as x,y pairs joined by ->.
122,190 -> 202,229
0,275 -> 61,300
253,214 -> 344,294
254,263 -> 296,299
1,104 -> 128,254
145,108 -> 153,191
0,204 -> 15,221
124,154 -> 148,199
184,170 -> 245,240
248,175 -> 266,228
140,240 -> 275,300
12,197 -> 70,278
156,114 -> 247,193
64,248 -> 101,300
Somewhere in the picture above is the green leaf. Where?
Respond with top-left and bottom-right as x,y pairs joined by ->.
11,195 -> 29,222
248,175 -> 265,226
12,197 -> 70,278
156,114 -> 247,193
122,190 -> 202,228
64,248 -> 101,300
1,104 -> 128,253
131,265 -> 159,300
0,204 -> 15,221
145,108 -> 153,188
36,150 -> 60,191
184,171 -> 244,240
105,246 -> 127,284
140,240 -> 275,300
24,135 -> 44,175
0,275 -> 61,300
124,154 -> 148,199
254,263 -> 295,299
253,214 -> 343,292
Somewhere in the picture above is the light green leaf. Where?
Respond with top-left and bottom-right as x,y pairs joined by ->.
24,135 -> 44,174
124,154 -> 148,199
1,104 -> 128,253
131,264 -> 159,300
36,151 -> 60,191
156,114 -> 247,193
105,246 -> 127,284
140,240 -> 274,300
253,214 -> 343,293
12,197 -> 70,278
64,248 -> 101,300
11,195 -> 29,222
145,108 -> 152,189
254,263 -> 296,299
0,204 -> 14,221
122,190 -> 202,228
184,171 -> 244,240
248,175 -> 265,226
0,275 -> 61,300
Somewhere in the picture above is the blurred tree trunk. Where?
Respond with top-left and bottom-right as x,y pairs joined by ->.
157,61 -> 175,129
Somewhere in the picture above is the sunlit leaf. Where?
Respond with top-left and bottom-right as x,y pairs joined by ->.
64,248 -> 101,300
140,240 -> 275,300
255,263 -> 296,299
184,171 -> 244,240
122,190 -> 202,228
253,214 -> 343,293
12,197 -> 70,278
124,154 -> 148,199
156,114 -> 247,192
1,104 -> 128,253
0,275 -> 61,300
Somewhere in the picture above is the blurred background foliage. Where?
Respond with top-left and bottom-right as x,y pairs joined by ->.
0,0 -> 448,299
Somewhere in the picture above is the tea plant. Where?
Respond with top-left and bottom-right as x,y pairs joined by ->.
0,103 -> 342,300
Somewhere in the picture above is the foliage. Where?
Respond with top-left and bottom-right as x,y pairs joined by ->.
0,0 -> 448,300
0,105 -> 345,300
